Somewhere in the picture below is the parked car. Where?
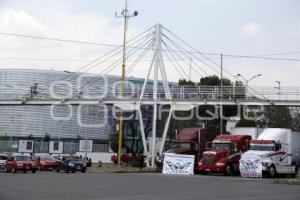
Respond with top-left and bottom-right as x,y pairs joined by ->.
56,156 -> 86,173
0,154 -> 8,171
4,155 -> 37,173
34,155 -> 58,171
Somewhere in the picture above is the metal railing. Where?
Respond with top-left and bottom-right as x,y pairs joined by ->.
0,85 -> 300,102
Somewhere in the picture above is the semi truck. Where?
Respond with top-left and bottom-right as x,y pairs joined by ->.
158,128 -> 213,168
198,134 -> 252,175
240,128 -> 300,178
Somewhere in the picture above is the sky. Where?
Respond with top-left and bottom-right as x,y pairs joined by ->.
0,0 -> 299,86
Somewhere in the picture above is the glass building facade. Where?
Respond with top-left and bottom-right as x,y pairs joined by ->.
0,69 -> 150,141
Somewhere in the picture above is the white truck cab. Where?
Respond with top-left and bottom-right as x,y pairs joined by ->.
241,128 -> 300,178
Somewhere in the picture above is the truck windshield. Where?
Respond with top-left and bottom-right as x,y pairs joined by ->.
212,142 -> 231,149
171,142 -> 191,149
250,144 -> 275,151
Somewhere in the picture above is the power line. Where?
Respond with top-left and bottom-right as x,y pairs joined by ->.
0,56 -> 213,62
126,40 -> 153,76
61,28 -> 155,82
161,25 -> 268,100
1,31 -> 300,62
162,34 -> 208,76
222,54 -> 300,62
0,30 -> 300,62
0,32 -> 121,47
79,36 -> 153,88
251,51 -> 300,57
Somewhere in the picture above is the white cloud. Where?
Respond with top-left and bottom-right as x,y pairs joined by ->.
239,22 -> 262,35
0,9 -> 46,33
0,1 -> 141,73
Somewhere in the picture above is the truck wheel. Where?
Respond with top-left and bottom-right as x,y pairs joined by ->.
32,169 -> 36,173
269,166 -> 277,178
81,168 -> 86,173
199,170 -> 207,175
64,168 -> 69,173
225,165 -> 233,176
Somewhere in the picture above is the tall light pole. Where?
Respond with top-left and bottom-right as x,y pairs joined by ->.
236,73 -> 262,99
115,0 -> 138,165
236,74 -> 262,86
274,81 -> 281,99
220,53 -> 223,135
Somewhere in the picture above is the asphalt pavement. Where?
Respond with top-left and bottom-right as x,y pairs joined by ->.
0,172 -> 299,200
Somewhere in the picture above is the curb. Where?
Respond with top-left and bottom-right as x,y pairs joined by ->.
273,179 -> 300,185
87,167 -> 157,174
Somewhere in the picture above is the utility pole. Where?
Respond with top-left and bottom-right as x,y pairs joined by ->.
220,53 -> 223,135
115,0 -> 138,165
189,56 -> 192,81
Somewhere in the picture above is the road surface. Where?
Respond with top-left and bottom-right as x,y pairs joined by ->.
0,172 -> 299,200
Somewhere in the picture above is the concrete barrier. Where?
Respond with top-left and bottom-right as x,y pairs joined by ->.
76,152 -> 114,163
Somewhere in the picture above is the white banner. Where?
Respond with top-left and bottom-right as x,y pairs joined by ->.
239,153 -> 262,177
49,141 -> 63,154
79,140 -> 93,152
18,140 -> 33,153
162,153 -> 195,175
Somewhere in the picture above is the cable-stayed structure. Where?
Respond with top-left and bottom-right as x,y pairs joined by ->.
1,24 -> 300,167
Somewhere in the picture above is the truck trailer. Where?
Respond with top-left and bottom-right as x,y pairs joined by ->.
240,128 -> 300,178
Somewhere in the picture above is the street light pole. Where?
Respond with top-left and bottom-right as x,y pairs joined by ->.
274,81 -> 281,99
236,73 -> 262,98
115,0 -> 138,165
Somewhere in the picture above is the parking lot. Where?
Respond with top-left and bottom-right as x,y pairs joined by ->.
0,172 -> 299,200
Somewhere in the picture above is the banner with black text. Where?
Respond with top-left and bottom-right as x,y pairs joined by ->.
162,153 -> 194,175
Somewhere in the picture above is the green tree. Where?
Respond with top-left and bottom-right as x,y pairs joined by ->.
199,75 -> 231,86
235,119 -> 257,127
290,107 -> 300,131
176,75 -> 237,137
178,79 -> 196,86
258,106 -> 292,129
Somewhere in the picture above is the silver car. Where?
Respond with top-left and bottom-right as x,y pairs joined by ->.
0,154 -> 8,170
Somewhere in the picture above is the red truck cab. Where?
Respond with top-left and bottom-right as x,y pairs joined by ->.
165,128 -> 213,166
198,134 -> 252,175
5,155 -> 37,173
